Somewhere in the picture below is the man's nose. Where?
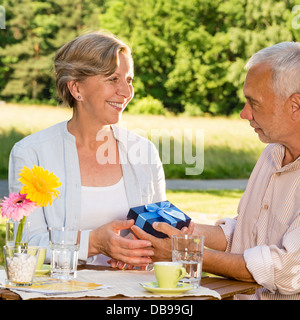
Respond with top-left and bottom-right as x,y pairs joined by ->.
240,102 -> 253,121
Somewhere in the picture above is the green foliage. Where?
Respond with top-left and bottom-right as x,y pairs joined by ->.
128,95 -> 166,115
0,0 -> 299,114
99,0 -> 298,115
0,0 -> 103,102
183,103 -> 204,117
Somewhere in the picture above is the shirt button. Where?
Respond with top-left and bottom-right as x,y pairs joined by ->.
264,204 -> 269,210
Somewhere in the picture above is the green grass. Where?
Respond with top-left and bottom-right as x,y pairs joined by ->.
121,113 -> 264,179
0,103 -> 265,180
166,189 -> 242,218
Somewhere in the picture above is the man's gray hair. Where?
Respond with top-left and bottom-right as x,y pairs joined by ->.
245,42 -> 300,99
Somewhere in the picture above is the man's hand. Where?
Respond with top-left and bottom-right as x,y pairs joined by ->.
131,221 -> 194,261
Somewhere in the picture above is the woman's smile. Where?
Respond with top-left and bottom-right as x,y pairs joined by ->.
106,101 -> 124,112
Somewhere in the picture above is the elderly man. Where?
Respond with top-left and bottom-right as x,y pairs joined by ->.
133,42 -> 300,300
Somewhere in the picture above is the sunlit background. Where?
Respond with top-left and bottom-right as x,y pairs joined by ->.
1,0 -> 300,263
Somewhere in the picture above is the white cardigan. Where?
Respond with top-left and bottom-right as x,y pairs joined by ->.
8,121 -> 166,262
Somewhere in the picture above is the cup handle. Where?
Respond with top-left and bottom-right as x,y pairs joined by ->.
176,267 -> 186,282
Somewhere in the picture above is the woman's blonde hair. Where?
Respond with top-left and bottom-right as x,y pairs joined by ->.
54,31 -> 132,108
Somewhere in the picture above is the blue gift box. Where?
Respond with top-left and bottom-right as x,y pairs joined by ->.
127,201 -> 191,238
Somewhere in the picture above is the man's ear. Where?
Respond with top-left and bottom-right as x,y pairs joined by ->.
67,80 -> 81,101
289,93 -> 300,120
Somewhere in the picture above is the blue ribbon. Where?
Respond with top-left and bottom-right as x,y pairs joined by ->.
144,201 -> 186,223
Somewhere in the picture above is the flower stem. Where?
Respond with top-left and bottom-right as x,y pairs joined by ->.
15,216 -> 26,247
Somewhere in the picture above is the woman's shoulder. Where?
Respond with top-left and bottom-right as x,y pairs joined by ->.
14,121 -> 69,148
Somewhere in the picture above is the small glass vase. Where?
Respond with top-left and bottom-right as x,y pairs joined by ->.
5,218 -> 30,248
4,246 -> 40,286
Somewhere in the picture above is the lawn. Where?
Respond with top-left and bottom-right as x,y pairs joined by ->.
166,189 -> 241,222
0,103 -> 265,180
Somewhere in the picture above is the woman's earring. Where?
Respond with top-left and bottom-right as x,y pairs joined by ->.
78,96 -> 81,100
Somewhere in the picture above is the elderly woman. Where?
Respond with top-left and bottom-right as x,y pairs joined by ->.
8,31 -> 166,267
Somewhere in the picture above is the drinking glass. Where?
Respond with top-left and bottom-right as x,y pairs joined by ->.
171,234 -> 204,288
49,227 -> 80,280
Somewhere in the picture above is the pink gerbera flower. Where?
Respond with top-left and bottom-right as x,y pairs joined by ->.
0,192 -> 37,221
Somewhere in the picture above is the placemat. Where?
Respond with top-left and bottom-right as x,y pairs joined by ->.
0,269 -> 221,300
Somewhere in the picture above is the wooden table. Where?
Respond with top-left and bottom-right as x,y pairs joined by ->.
0,265 -> 260,300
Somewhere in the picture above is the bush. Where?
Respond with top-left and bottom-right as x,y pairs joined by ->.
183,103 -> 204,116
128,96 -> 166,115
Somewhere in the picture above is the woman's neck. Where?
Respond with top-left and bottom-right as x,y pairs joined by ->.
67,112 -> 112,150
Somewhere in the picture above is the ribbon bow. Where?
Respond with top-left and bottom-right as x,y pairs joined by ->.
145,201 -> 186,223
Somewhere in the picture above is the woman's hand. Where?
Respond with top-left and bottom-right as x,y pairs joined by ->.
88,219 -> 154,267
107,231 -> 150,270
107,259 -> 149,270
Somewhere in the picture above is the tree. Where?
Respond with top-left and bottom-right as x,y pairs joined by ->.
99,0 -> 298,115
0,0 -> 103,103
0,0 -> 299,115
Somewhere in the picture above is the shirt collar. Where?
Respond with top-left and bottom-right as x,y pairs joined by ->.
272,143 -> 300,172
63,121 -> 127,146
111,124 -> 127,149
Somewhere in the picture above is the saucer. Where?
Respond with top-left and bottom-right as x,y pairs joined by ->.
35,264 -> 51,275
140,282 -> 193,295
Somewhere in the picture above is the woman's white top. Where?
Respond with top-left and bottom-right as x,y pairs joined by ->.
79,177 -> 129,265
9,121 -> 166,263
